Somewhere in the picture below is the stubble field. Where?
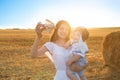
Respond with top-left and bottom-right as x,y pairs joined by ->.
0,28 -> 120,80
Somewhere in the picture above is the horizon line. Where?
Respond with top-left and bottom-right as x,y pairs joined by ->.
0,26 -> 120,30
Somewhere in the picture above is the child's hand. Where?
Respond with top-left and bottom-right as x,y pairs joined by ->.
66,60 -> 72,66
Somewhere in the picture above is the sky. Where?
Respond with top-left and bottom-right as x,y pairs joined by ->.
0,0 -> 120,29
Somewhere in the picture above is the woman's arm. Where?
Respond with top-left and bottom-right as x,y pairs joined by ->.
66,54 -> 87,72
66,54 -> 82,66
31,22 -> 48,58
70,62 -> 88,72
31,38 -> 48,58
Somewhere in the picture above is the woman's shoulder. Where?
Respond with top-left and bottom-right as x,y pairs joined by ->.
44,42 -> 55,53
46,41 -> 56,44
45,42 -> 53,44
44,42 -> 54,46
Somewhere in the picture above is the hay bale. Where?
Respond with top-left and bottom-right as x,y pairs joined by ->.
102,31 -> 120,72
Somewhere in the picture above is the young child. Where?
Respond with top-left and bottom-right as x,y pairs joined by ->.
64,27 -> 89,80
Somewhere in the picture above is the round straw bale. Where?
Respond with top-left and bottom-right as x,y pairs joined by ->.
102,31 -> 120,72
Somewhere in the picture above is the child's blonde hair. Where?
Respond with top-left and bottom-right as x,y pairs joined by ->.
74,27 -> 89,41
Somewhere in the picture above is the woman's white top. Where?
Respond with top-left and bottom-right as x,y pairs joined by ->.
44,42 -> 80,80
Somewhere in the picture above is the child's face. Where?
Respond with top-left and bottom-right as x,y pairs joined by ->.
72,31 -> 81,42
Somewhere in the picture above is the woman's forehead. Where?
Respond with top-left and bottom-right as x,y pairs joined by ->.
61,24 -> 66,27
60,24 -> 69,29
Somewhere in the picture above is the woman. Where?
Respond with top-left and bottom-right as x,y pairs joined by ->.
31,20 -> 87,80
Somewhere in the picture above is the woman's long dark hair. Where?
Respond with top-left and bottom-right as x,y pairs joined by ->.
50,20 -> 71,42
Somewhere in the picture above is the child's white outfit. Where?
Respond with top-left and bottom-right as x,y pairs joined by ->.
70,34 -> 89,77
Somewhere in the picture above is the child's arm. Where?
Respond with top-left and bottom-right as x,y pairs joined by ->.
66,54 -> 82,66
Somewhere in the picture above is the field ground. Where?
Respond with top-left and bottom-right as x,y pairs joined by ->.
0,28 -> 120,80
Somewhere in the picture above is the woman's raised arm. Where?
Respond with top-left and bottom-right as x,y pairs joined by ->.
31,22 -> 48,58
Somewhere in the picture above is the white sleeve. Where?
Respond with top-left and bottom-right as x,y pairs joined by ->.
81,42 -> 89,54
84,42 -> 89,53
44,42 -> 54,62
44,42 -> 54,55
75,52 -> 85,57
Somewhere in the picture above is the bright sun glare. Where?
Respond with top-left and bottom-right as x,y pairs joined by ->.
33,4 -> 120,29
59,6 -> 119,29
